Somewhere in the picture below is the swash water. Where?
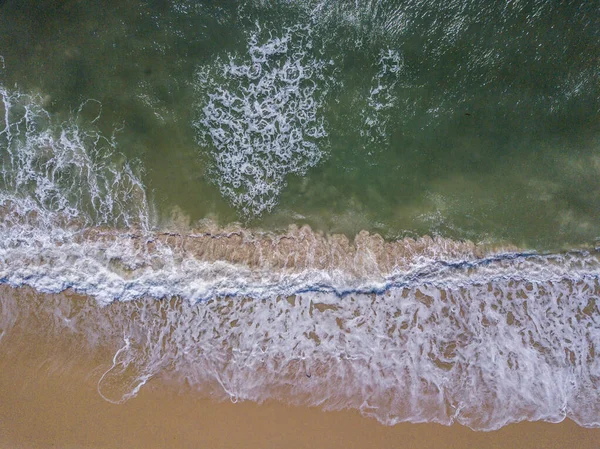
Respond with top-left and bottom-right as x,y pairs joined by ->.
0,0 -> 599,430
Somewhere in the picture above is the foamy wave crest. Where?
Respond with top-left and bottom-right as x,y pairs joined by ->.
193,24 -> 334,218
0,216 -> 485,303
0,83 -> 153,297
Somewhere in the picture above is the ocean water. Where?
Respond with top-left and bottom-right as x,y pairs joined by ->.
0,0 -> 599,431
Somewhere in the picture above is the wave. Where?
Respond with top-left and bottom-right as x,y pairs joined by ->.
0,85 -> 149,227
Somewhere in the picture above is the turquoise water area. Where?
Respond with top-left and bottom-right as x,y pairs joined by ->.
0,0 -> 599,250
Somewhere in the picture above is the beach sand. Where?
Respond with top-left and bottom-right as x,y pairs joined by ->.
0,288 -> 598,449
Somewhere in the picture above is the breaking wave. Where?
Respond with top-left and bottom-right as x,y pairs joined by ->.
0,85 -> 149,230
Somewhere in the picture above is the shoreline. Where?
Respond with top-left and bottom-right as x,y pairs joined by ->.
0,319 -> 599,449
1,284 -> 599,432
4,212 -> 600,304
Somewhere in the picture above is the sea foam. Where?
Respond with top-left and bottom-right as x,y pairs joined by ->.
0,85 -> 149,230
2,266 -> 599,431
193,24 -> 334,218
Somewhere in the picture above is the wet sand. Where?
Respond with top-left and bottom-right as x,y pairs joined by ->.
1,355 -> 599,449
0,293 -> 598,449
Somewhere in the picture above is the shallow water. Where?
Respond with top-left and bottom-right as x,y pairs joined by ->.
1,0 -> 599,247
0,0 -> 599,432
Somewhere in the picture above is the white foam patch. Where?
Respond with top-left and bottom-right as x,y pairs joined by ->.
194,24 -> 333,217
0,85 -> 149,230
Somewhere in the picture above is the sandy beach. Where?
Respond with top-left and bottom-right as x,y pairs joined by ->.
0,287 -> 598,449
1,348 -> 598,449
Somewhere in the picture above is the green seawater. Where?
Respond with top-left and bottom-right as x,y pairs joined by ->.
0,0 -> 599,250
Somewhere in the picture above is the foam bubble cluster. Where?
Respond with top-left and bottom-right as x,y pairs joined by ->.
194,24 -> 333,217
0,85 -> 149,230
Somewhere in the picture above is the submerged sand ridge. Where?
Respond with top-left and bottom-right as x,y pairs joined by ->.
85,224 -> 489,273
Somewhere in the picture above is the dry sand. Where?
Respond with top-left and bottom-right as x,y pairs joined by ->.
0,302 -> 598,449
